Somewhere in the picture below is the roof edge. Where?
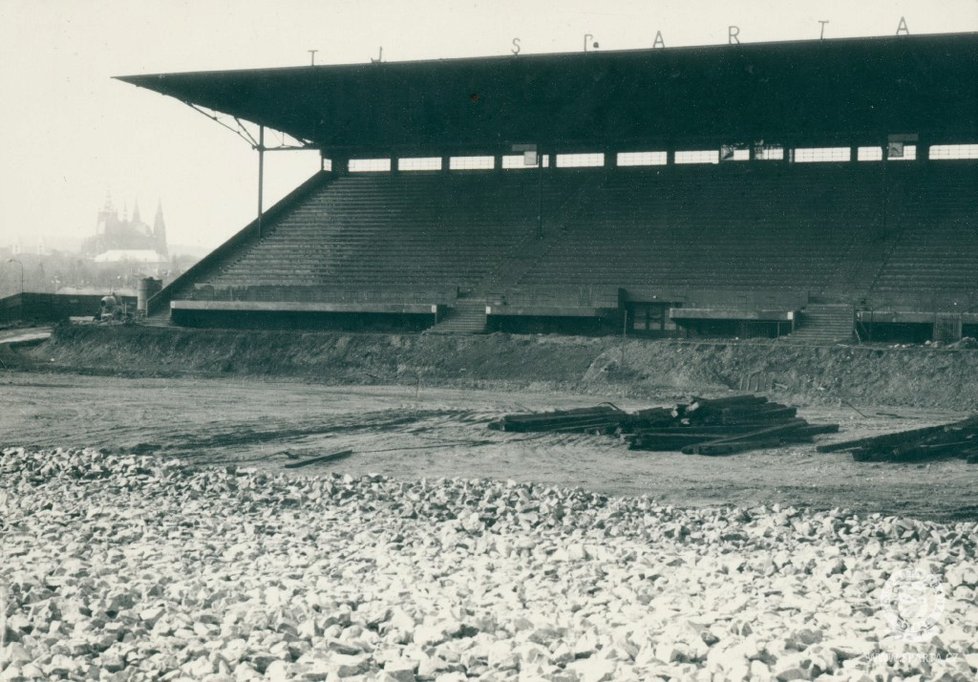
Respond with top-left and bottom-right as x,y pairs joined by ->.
116,30 -> 978,82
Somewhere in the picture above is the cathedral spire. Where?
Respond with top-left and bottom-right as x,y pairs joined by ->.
97,191 -> 115,235
154,200 -> 165,232
154,199 -> 168,256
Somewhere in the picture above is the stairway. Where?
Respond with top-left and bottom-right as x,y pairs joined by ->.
788,304 -> 854,344
426,299 -> 488,334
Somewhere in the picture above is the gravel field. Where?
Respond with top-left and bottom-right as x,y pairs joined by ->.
2,448 -> 976,681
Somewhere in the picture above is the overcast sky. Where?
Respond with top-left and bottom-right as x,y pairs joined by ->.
1,0 -> 976,254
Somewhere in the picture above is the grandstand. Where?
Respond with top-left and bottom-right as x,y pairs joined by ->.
119,32 -> 978,341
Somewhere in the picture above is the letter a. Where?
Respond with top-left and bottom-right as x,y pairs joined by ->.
896,17 -> 910,35
653,31 -> 665,48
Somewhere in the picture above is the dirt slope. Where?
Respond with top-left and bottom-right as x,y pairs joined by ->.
25,324 -> 978,409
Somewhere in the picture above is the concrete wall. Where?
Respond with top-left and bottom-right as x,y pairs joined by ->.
0,293 -> 137,324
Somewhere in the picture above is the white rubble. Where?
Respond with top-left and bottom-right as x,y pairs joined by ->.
0,447 -> 975,680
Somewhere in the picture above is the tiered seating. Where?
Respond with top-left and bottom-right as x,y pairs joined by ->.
870,165 -> 978,300
519,164 -> 889,297
198,172 -> 580,294
177,162 -> 978,316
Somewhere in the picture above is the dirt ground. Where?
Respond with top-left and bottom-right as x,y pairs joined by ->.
34,325 -> 978,409
2,371 -> 975,522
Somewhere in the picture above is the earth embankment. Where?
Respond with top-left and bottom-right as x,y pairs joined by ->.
29,325 -> 978,410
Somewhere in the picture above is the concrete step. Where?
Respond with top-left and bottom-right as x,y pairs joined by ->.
788,304 -> 854,343
425,301 -> 488,334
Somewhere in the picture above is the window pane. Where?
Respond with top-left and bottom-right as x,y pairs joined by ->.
857,146 -> 883,161
888,144 -> 917,161
556,153 -> 605,168
929,144 -> 978,160
675,150 -> 720,165
502,154 -> 549,169
348,158 -> 391,172
617,151 -> 668,166
398,157 -> 442,171
794,147 -> 851,163
449,156 -> 495,170
756,146 -> 785,161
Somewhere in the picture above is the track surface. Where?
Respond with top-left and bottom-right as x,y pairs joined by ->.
2,372 -> 975,521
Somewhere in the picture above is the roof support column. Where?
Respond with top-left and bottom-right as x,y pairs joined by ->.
257,125 -> 265,238
537,147 -> 545,240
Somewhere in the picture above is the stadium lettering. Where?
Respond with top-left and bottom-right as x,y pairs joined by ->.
818,20 -> 829,39
728,26 -> 740,44
511,38 -> 521,55
896,17 -> 910,35
653,30 -> 665,48
584,33 -> 599,52
371,46 -> 383,63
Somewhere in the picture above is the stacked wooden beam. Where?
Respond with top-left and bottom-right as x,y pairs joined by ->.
488,395 -> 839,456
487,404 -> 630,434
815,416 -> 978,463
626,396 -> 838,455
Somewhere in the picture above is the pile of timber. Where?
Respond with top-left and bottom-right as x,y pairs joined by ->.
815,416 -> 978,463
626,395 -> 838,456
488,395 -> 839,456
487,404 -> 630,434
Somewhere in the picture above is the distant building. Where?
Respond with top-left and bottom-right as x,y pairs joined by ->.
82,195 -> 168,264
93,249 -> 168,267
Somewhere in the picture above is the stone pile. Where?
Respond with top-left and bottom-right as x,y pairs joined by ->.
1,447 -> 976,681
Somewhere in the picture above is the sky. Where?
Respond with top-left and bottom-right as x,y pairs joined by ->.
1,0 -> 976,255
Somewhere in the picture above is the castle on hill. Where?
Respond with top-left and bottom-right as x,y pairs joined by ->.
82,195 -> 168,266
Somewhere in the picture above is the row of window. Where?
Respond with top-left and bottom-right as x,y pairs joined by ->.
344,144 -> 978,172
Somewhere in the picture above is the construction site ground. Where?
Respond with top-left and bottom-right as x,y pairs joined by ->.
2,368 -> 975,522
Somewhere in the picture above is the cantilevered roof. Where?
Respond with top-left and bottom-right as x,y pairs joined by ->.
118,32 -> 978,152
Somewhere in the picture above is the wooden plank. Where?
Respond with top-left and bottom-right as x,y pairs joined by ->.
888,440 -> 978,462
680,419 -> 808,454
793,423 -> 841,437
815,424 -> 950,453
283,449 -> 354,469
496,414 -> 626,433
628,433 -> 718,451
630,424 -> 786,436
692,437 -> 815,456
686,395 -> 766,412
488,405 -> 626,432
691,407 -> 798,425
